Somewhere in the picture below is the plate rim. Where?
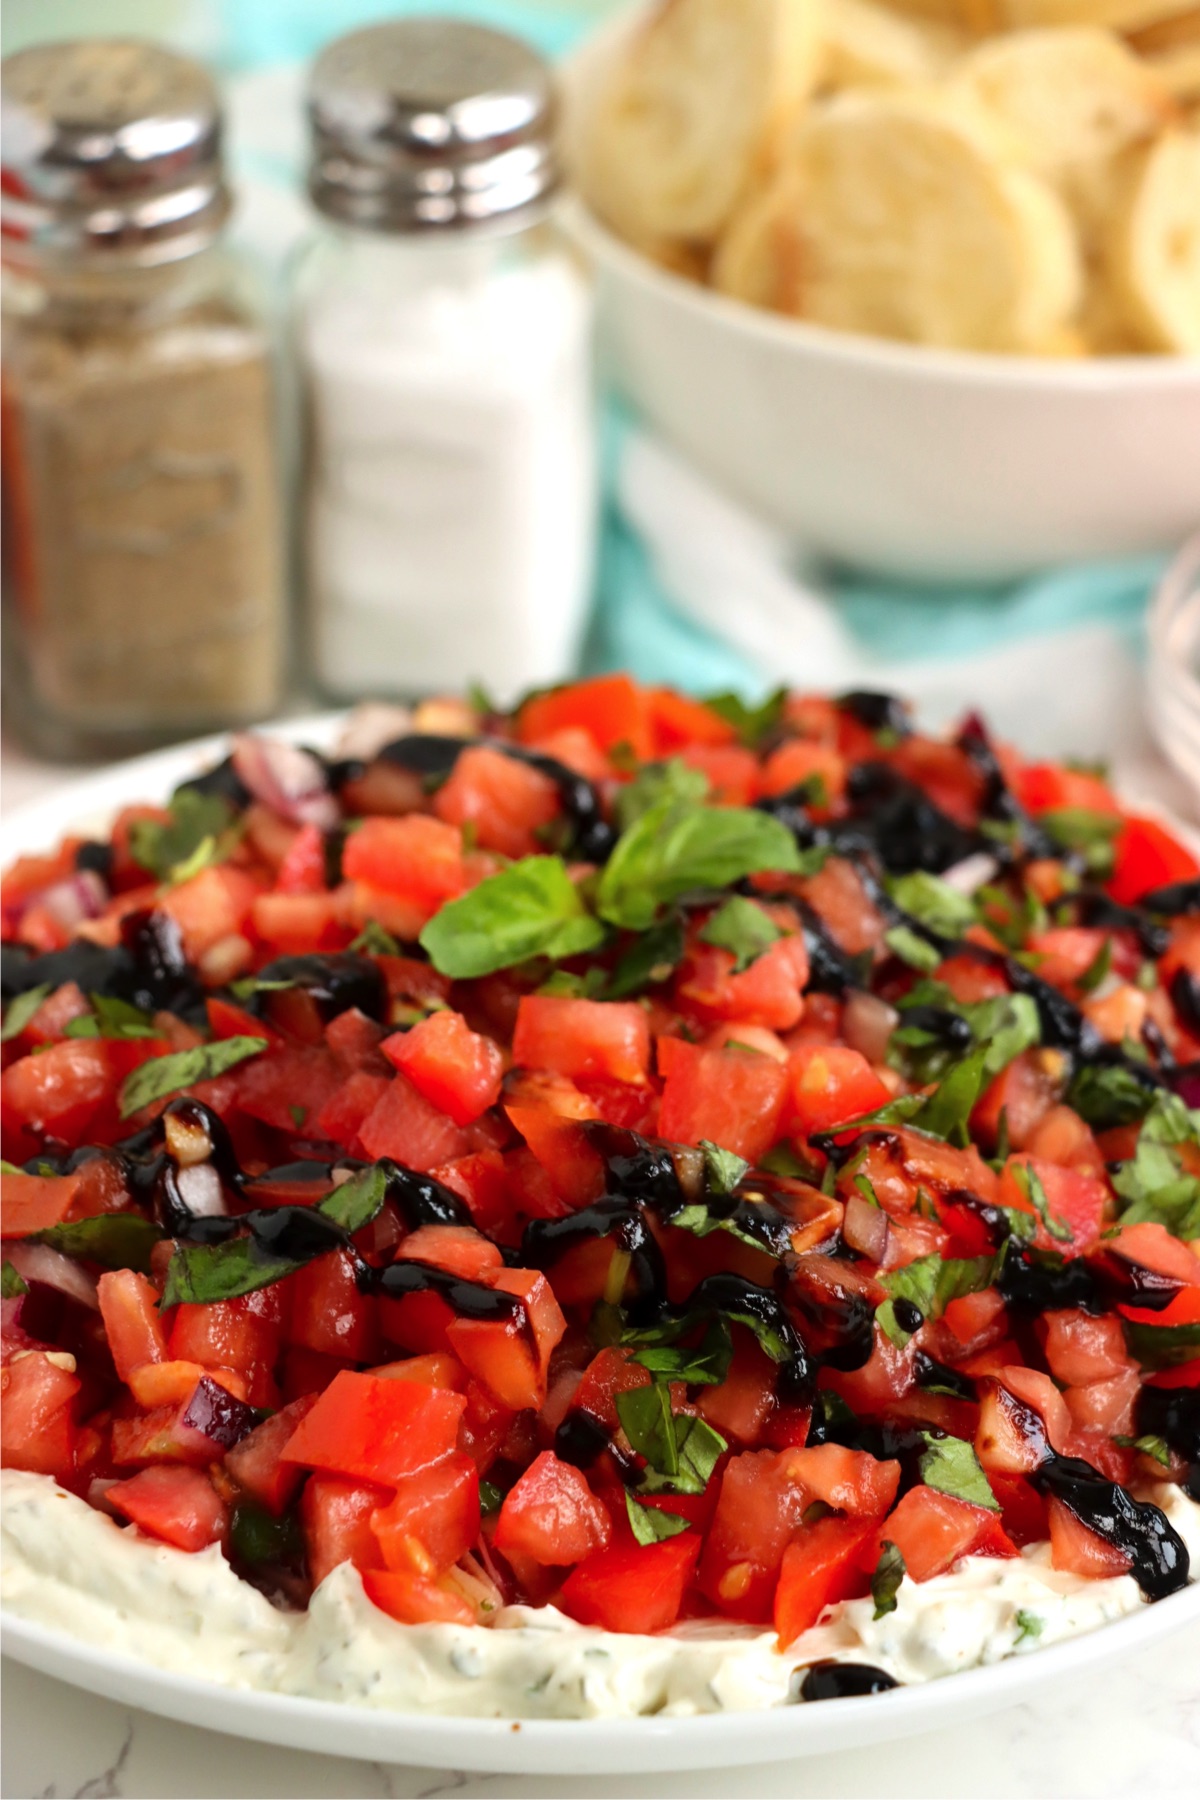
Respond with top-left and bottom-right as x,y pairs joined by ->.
3,714 -> 1200,1771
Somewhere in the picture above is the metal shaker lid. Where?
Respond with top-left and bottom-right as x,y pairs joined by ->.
1,39 -> 230,267
308,17 -> 560,233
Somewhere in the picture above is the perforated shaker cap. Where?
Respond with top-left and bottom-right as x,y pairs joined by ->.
0,39 -> 231,267
308,18 -> 560,233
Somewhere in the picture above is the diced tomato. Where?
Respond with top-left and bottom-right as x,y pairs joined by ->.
1,1169 -> 84,1237
647,688 -> 738,754
1108,816 -> 1200,907
235,1044 -> 340,1133
879,1484 -> 1013,1582
313,1069 -> 391,1148
371,1452 -> 481,1575
971,1051 -> 1061,1152
275,823 -> 329,895
251,892 -> 342,953
786,1045 -> 892,1137
98,1270 -> 168,1381
393,1224 -> 502,1281
157,867 -> 261,960
285,1249 -> 379,1363
657,1040 -> 788,1164
361,1567 -> 476,1626
697,1332 -> 777,1445
1046,1496 -> 1132,1580
494,1451 -> 611,1567
169,1290 -> 283,1375
1043,1311 -> 1131,1388
1016,764 -> 1120,816
0,1350 -> 80,1480
128,1359 -> 248,1408
679,744 -> 760,806
223,1395 -> 320,1514
433,745 -> 560,860
383,1011 -> 504,1125
698,1449 -> 809,1622
357,1072 -> 469,1172
760,739 -> 846,803
998,1155 -> 1108,1253
774,1516 -> 878,1647
775,1444 -> 901,1517
2,1039 -> 117,1143
512,996 -> 651,1087
282,1371 -> 466,1485
302,1472 -> 390,1587
447,1269 -> 566,1412
107,1464 -> 228,1551
560,1533 -> 701,1634
677,929 -> 810,1033
518,675 -> 653,761
797,858 -> 883,956
342,815 -> 467,920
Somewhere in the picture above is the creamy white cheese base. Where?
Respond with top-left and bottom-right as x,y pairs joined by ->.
3,1469 -> 1198,1719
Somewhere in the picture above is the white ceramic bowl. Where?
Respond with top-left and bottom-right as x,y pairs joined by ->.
561,16 -> 1200,583
1148,534 -> 1200,796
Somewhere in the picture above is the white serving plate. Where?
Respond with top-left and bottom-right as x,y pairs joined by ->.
3,716 -> 1199,1774
560,7 -> 1200,583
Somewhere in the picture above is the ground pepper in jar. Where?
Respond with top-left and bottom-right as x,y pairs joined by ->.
1,40 -> 286,760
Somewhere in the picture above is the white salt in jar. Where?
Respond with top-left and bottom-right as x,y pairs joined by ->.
293,19 -> 596,702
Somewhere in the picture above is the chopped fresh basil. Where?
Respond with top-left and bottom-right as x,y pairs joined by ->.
853,1173 -> 881,1209
1113,1433 -> 1172,1468
606,917 -> 686,999
288,1104 -> 308,1131
701,1140 -> 750,1197
1123,1319 -> 1200,1368
537,966 -> 609,1000
596,801 -> 802,932
2,985 -> 53,1043
160,1164 -> 388,1306
479,1480 -> 504,1516
703,688 -> 787,747
700,896 -> 784,974
625,1492 -> 692,1545
871,1540 -> 906,1619
759,1145 -> 814,1180
1068,1062 -> 1154,1130
1009,1161 -> 1073,1243
628,1317 -> 734,1387
920,1433 -> 999,1510
128,787 -> 238,882
884,926 -> 942,973
1,1261 -> 28,1299
1112,1093 -> 1200,1241
877,1253 -> 997,1348
64,994 -> 160,1041
33,1213 -> 161,1273
1038,807 -> 1122,877
349,921 -> 402,956
119,1036 -> 268,1120
229,975 -> 299,1002
1,1158 -> 28,1174
616,1384 -> 727,1494
1014,1609 -> 1043,1643
230,1502 -> 303,1567
420,856 -> 607,978
887,872 -> 976,940
615,759 -> 709,833
1076,938 -> 1113,995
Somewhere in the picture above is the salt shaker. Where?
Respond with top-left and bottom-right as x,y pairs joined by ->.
293,19 -> 597,703
0,41 -> 286,761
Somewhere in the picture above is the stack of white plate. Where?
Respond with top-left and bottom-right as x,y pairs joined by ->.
1148,535 -> 1200,797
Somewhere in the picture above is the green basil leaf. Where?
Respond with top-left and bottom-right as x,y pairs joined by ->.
1,1158 -> 27,1174
616,759 -> 709,833
1,985 -> 51,1043
1112,1093 -> 1200,1241
162,1235 -> 295,1306
1,1261 -> 28,1298
625,1492 -> 692,1545
1113,1433 -> 1172,1468
537,967 -> 609,999
1038,808 -> 1122,878
319,1163 -> 390,1234
128,788 -> 237,882
596,802 -> 802,932
1009,1161 -> 1073,1243
606,917 -> 686,999
701,1140 -> 750,1197
703,688 -> 787,748
119,1036 -> 268,1120
230,1501 -> 304,1567
1076,937 -> 1113,995
871,1540 -> 906,1619
229,975 -> 299,1002
919,1433 -> 999,1510
64,994 -> 160,1041
1014,1609 -> 1043,1643
33,1213 -> 161,1273
1123,1319 -> 1200,1368
639,1416 -> 728,1496
479,1480 -> 504,1516
616,1383 -> 677,1474
349,921 -> 402,956
887,872 -> 976,939
700,896 -> 784,974
884,926 -> 942,973
1069,1062 -> 1155,1131
420,856 -> 607,978
629,1317 -> 734,1387
877,1253 -> 997,1348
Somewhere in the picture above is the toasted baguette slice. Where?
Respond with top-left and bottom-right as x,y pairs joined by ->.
950,27 -> 1176,230
715,91 -> 1083,351
818,0 -> 963,89
996,0 -> 1196,28
579,0 -> 823,247
1140,42 -> 1200,102
1101,126 -> 1200,349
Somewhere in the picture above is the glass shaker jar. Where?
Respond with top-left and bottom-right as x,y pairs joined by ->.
1,41 -> 286,760
293,19 -> 597,704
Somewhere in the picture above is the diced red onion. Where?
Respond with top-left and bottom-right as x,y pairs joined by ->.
32,871 -> 108,931
4,1243 -> 99,1311
1172,1070 -> 1200,1108
1,1292 -> 32,1345
231,734 -> 340,832
842,991 -> 900,1067
939,853 -> 999,896
181,1373 -> 259,1450
843,1191 -> 890,1263
174,1162 -> 226,1218
334,703 -> 415,764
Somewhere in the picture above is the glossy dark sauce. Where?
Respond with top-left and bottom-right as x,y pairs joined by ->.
253,952 -> 386,1023
1136,1385 -> 1200,1501
799,1661 -> 901,1701
1034,1455 -> 1189,1600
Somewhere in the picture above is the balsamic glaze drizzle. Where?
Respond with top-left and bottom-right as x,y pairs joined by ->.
799,1662 -> 901,1700
1033,1455 -> 1190,1600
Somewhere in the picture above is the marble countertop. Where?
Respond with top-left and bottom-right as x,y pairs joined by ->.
4,724 -> 1200,1800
